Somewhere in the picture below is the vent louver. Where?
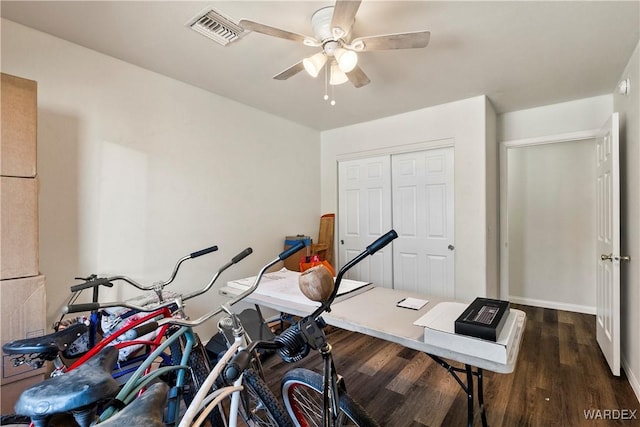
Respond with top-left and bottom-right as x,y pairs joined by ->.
187,7 -> 245,46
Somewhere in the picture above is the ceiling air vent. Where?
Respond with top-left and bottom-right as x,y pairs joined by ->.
187,7 -> 245,46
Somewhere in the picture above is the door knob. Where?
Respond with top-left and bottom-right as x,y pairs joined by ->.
448,244 -> 455,251
600,253 -> 631,262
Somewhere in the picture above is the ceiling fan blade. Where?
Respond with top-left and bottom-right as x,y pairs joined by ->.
273,61 -> 306,80
331,0 -> 362,39
350,31 -> 431,51
346,65 -> 370,88
240,19 -> 318,45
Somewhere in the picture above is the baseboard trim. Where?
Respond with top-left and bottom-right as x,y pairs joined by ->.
508,296 -> 596,315
622,355 -> 640,404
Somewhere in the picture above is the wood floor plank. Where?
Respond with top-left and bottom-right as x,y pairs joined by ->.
385,352 -> 430,395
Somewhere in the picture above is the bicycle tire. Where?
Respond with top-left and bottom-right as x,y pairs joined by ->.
281,368 -> 379,427
237,369 -> 294,427
169,333 -> 224,426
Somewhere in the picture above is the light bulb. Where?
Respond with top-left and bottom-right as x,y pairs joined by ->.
303,52 -> 327,78
334,48 -> 357,73
331,99 -> 336,106
329,62 -> 349,85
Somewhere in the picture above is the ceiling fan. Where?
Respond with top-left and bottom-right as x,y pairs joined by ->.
239,0 -> 431,89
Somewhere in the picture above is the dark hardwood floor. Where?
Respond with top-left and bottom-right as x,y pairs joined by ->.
261,305 -> 640,427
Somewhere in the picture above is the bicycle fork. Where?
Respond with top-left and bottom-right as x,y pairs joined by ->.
321,343 -> 347,427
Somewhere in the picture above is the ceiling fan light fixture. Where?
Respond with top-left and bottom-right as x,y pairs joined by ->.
329,62 -> 349,85
303,52 -> 327,78
334,48 -> 358,73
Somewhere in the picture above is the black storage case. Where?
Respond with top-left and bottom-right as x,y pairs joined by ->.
454,298 -> 510,342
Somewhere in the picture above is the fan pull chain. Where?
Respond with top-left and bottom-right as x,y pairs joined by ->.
324,63 -> 329,101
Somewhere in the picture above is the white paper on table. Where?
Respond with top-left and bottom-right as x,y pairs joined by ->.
227,269 -> 372,307
396,297 -> 429,310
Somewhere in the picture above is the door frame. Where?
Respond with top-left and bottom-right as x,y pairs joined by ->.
499,129 -> 599,304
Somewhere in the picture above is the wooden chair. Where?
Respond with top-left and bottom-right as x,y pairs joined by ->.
311,213 -> 335,267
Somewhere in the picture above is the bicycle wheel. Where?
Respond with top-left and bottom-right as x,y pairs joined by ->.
168,333 -> 224,426
236,369 -> 294,427
281,368 -> 379,427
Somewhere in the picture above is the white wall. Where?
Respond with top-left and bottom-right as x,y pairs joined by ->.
320,96 -> 497,300
2,19 -> 321,338
614,40 -> 640,402
498,95 -> 613,141
507,139 -> 597,312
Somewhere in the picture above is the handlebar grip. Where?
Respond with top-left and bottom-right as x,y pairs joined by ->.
279,240 -> 306,261
232,247 -> 253,264
70,277 -> 114,293
366,229 -> 398,255
190,245 -> 219,258
64,303 -> 101,314
118,322 -> 159,341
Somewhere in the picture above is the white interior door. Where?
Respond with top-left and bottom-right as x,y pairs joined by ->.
338,156 -> 393,287
596,112 -> 621,376
392,148 -> 455,296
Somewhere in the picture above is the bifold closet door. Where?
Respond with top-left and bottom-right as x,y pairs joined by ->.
391,148 -> 455,297
337,148 -> 454,295
337,156 -> 393,288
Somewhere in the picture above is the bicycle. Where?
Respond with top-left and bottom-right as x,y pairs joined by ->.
275,230 -> 396,427
163,243 -> 310,427
79,241 -> 308,427
184,230 -> 397,427
10,246 -> 254,427
2,244 -> 219,382
69,242 -> 304,426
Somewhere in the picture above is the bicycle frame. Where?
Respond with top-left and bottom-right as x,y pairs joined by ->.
180,329 -> 245,427
98,323 -> 200,425
67,306 -> 174,379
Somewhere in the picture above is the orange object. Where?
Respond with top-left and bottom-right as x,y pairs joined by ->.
299,254 -> 336,277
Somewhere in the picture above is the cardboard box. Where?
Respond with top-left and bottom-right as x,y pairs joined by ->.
414,301 -> 521,365
1,373 -> 45,414
1,275 -> 47,384
0,176 -> 39,280
283,236 -> 311,272
1,73 -> 37,178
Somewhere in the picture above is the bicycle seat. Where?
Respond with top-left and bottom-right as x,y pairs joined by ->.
2,323 -> 88,360
96,382 -> 168,427
14,346 -> 120,419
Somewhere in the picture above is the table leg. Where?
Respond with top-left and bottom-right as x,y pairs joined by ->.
465,364 -> 474,427
428,355 -> 489,427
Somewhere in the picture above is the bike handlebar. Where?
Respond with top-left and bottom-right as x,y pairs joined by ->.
70,276 -> 114,293
189,245 -> 219,259
70,245 -> 219,293
156,240 -> 307,328
64,302 -> 101,313
63,247 -> 251,315
365,230 -> 398,256
311,229 -> 397,319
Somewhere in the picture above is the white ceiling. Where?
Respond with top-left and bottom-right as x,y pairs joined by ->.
2,1 -> 638,131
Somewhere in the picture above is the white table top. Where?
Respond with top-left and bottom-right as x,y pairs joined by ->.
220,285 -> 526,374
